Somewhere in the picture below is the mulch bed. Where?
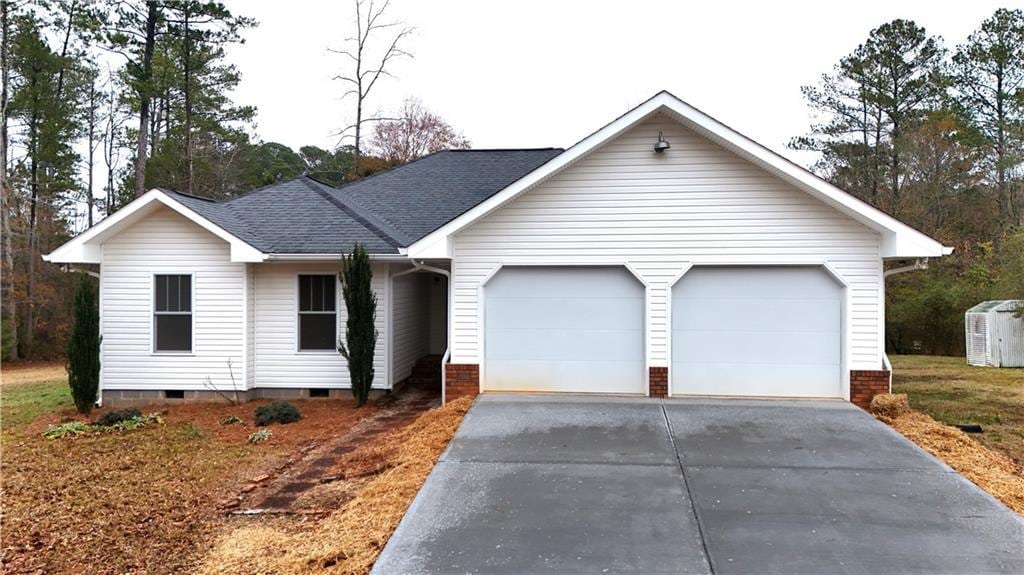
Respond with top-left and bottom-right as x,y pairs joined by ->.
871,393 -> 1024,514
1,396 -> 381,574
198,396 -> 473,575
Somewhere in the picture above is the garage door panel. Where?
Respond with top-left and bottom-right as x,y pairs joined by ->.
485,359 -> 646,394
674,266 -> 839,299
485,267 -> 642,298
484,266 -> 645,394
675,299 -> 840,334
676,362 -> 843,397
486,328 -> 644,362
672,266 -> 842,398
673,331 -> 841,365
486,297 -> 642,331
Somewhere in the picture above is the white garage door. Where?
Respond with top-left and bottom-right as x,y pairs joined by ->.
672,266 -> 842,398
484,266 -> 645,394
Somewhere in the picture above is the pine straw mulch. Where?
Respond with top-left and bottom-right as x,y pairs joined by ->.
870,393 -> 1024,514
1,397 -> 381,574
198,396 -> 474,575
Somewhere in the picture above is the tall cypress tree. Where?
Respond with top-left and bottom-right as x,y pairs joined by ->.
338,243 -> 377,406
67,274 -> 100,414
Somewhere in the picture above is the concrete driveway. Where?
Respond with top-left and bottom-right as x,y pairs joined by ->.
374,395 -> 1024,574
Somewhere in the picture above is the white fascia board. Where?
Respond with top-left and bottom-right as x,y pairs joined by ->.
406,91 -> 952,260
43,189 -> 267,264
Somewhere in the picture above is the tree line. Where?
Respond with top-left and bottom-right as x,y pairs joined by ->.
793,9 -> 1023,355
0,0 -> 467,361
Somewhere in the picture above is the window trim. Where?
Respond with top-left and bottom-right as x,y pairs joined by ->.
151,272 -> 196,355
296,272 -> 339,353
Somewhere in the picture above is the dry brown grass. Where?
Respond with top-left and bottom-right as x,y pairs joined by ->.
199,396 -> 473,575
891,355 -> 1024,465
871,394 -> 1024,514
0,361 -> 65,386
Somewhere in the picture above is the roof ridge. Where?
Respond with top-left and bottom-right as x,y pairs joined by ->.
299,177 -> 406,249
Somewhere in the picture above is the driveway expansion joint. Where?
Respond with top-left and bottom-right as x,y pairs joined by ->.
660,400 -> 716,575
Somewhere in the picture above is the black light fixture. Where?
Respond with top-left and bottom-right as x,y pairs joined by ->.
654,131 -> 671,153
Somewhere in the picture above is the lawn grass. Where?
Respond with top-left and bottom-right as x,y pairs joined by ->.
891,355 -> 1024,466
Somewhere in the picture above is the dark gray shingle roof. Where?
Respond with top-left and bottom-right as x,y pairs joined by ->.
161,148 -> 563,255
326,149 -> 563,242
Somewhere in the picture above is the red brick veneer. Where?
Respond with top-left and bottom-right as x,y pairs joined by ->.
649,367 -> 668,398
445,363 -> 480,402
850,370 -> 890,409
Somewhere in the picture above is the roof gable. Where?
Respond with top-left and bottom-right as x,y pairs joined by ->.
406,91 -> 952,260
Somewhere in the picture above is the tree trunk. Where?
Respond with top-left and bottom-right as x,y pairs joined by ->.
133,0 -> 158,198
183,5 -> 193,194
25,91 -> 39,358
0,0 -> 16,359
87,78 -> 96,228
54,0 -> 77,100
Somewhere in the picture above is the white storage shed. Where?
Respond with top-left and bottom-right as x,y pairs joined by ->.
965,300 -> 1024,368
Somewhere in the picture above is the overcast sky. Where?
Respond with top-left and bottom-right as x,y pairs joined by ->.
221,0 -> 1008,167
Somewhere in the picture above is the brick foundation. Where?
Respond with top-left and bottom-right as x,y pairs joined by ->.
445,363 -> 480,402
850,370 -> 890,409
649,367 -> 668,398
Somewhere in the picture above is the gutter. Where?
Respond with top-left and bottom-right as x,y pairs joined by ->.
264,253 -> 411,262
881,257 -> 931,390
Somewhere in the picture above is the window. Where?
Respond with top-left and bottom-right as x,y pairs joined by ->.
298,275 -> 337,351
154,274 -> 192,352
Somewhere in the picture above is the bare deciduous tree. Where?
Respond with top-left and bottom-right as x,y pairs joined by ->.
330,0 -> 412,165
369,97 -> 469,164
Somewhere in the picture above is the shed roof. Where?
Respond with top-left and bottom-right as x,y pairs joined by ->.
967,300 -> 1023,314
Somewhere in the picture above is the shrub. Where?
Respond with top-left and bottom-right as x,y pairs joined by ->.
95,408 -> 142,427
248,428 -> 272,443
338,243 -> 378,406
254,401 -> 301,426
108,413 -> 162,431
66,275 -> 101,414
43,421 -> 90,439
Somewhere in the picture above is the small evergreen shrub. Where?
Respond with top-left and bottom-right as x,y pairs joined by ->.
95,408 -> 142,427
254,401 -> 301,426
338,243 -> 378,406
67,275 -> 101,414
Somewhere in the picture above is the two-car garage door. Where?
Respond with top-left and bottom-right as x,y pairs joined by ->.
483,265 -> 842,398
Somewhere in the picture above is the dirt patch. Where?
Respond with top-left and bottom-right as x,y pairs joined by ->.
871,395 -> 1024,514
198,396 -> 473,575
0,361 -> 65,386
1,391 -> 382,574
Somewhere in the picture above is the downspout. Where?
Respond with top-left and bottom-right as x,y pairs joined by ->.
881,258 -> 929,390
392,260 -> 452,404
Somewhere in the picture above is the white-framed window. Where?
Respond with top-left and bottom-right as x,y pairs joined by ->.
298,274 -> 337,351
154,274 -> 193,353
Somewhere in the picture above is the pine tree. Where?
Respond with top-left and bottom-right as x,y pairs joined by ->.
338,243 -> 377,406
66,274 -> 100,414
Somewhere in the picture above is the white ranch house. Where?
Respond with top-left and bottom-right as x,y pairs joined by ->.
46,91 -> 951,407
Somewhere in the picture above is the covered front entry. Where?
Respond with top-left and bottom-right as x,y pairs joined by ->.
671,265 -> 843,398
483,266 -> 645,394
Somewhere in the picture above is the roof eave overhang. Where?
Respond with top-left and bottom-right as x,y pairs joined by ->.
43,189 -> 268,264
406,91 -> 951,261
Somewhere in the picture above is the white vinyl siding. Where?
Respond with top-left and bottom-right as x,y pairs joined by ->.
252,262 -> 387,389
100,207 -> 246,391
391,272 -> 432,384
451,113 -> 883,372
